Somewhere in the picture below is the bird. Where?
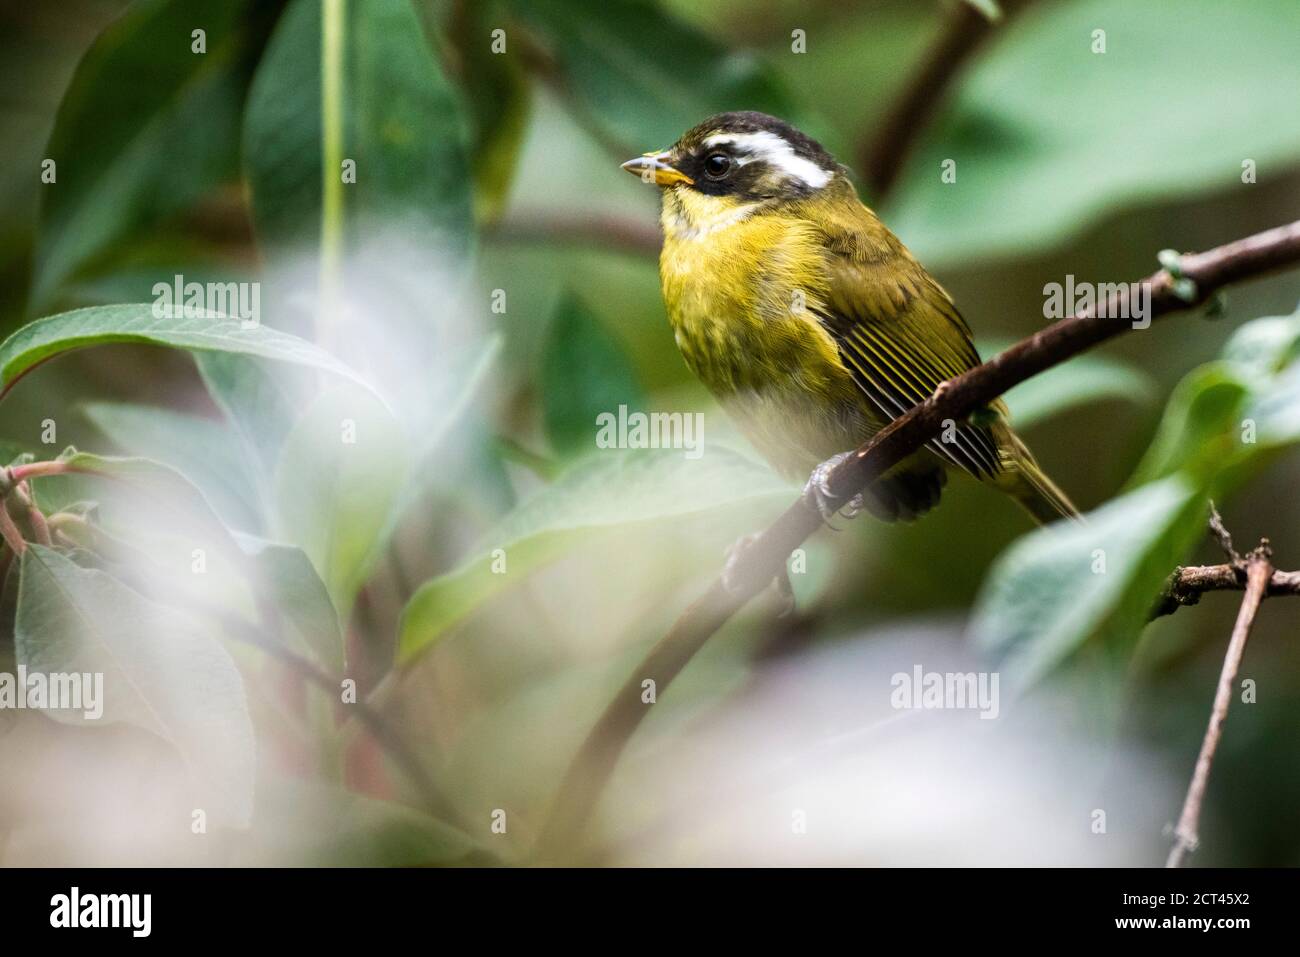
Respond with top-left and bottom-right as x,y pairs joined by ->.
621,111 -> 1078,529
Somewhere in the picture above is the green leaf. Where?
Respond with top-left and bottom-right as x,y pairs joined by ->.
15,545 -> 255,827
32,0 -> 280,307
81,401 -> 262,531
542,296 -> 645,456
1221,306 -> 1300,376
273,385 -> 410,620
0,304 -> 367,399
971,474 -> 1209,692
243,0 -> 473,258
234,535 -> 343,674
48,450 -> 237,543
504,0 -> 821,152
1127,362 -> 1251,487
195,352 -> 312,511
1128,307 -> 1300,486
39,451 -> 343,673
886,0 -> 1300,264
35,451 -> 256,621
999,350 -> 1156,427
398,447 -> 788,662
1246,362 -> 1300,449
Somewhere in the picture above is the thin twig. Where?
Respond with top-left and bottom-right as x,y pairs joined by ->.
861,0 -> 1033,200
534,219 -> 1300,859
1206,502 -> 1242,568
486,212 -> 661,258
0,506 -> 26,555
1166,544 -> 1273,867
219,616 -> 461,827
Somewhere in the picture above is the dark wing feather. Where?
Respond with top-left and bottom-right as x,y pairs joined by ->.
814,234 -> 1002,478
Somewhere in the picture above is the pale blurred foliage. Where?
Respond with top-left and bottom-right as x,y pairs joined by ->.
0,710 -> 194,866
585,623 -> 1175,866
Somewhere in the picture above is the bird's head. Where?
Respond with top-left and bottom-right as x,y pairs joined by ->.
621,112 -> 844,233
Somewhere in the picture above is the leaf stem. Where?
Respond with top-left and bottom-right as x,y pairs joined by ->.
16,485 -> 52,546
9,460 -> 70,483
0,505 -> 25,554
320,0 -> 346,343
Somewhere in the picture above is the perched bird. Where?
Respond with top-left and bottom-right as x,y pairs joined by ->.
622,111 -> 1078,526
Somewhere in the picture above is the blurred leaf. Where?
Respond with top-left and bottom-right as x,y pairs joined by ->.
235,776 -> 481,865
390,335 -> 502,523
1235,306 -> 1300,450
505,0 -> 819,151
1220,306 -> 1300,376
32,0 -> 281,308
449,0 -> 532,223
887,0 -> 1300,264
398,446 -> 787,662
0,304 -> 367,398
47,449 -> 236,544
16,544 -> 255,826
971,474 -> 1208,691
38,451 -> 344,672
234,535 -> 343,674
1127,362 -> 1251,487
999,350 -> 1156,427
81,401 -> 261,531
195,352 -> 311,511
542,296 -> 645,456
1130,306 -> 1300,485
963,0 -> 1003,21
273,385 -> 410,619
243,0 -> 473,258
1246,362 -> 1300,450
35,450 -> 256,621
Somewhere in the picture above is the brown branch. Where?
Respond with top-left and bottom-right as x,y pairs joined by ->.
533,218 -> 1300,860
1166,544 -> 1274,867
485,212 -> 661,258
861,0 -> 1033,200
1156,563 -> 1300,617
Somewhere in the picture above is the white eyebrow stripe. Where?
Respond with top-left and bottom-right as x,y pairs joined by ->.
702,131 -> 832,189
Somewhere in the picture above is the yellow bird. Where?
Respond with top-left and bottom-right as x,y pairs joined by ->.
622,111 -> 1078,526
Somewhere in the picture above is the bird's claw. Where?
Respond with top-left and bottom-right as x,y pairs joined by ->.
802,451 -> 865,523
723,533 -> 797,615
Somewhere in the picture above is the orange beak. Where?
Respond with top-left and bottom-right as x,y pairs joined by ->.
620,151 -> 694,187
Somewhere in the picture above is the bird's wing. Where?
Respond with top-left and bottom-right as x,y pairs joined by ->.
811,214 -> 1002,478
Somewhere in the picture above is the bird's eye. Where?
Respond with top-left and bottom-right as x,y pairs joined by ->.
703,152 -> 731,178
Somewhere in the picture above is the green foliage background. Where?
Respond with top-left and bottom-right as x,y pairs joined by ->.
0,0 -> 1298,865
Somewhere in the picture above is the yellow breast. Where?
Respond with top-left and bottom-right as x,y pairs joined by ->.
660,198 -> 838,392
657,193 -> 874,475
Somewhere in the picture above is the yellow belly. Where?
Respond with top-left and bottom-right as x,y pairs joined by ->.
659,211 -> 882,479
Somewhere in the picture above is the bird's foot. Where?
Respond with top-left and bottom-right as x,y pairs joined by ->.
723,533 -> 796,617
802,451 -> 866,523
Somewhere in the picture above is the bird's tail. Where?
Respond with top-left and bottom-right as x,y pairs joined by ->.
995,430 -> 1082,526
